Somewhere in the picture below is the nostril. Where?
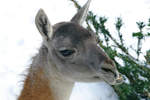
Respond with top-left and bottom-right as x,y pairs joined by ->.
105,59 -> 114,66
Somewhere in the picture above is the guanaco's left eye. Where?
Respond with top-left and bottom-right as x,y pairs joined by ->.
59,49 -> 75,57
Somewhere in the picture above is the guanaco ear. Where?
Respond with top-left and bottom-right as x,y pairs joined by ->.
35,9 -> 53,40
71,0 -> 91,25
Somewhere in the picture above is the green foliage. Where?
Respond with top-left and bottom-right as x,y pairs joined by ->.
136,22 -> 146,31
115,17 -> 124,46
148,18 -> 150,27
132,21 -> 146,60
70,0 -> 150,100
115,17 -> 123,31
132,32 -> 144,39
145,50 -> 150,64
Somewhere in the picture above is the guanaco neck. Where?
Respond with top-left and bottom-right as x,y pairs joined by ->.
18,45 -> 74,100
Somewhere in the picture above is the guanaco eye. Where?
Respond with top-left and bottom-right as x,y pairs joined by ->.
59,49 -> 75,57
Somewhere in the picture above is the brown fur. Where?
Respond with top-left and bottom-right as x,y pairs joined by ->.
18,46 -> 54,100
18,67 -> 54,100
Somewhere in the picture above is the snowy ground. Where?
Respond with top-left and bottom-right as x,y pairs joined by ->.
0,0 -> 150,100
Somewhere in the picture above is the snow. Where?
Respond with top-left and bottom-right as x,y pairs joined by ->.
114,57 -> 125,67
70,82 -> 118,100
123,75 -> 130,84
0,0 -> 150,100
146,64 -> 150,69
138,74 -> 148,81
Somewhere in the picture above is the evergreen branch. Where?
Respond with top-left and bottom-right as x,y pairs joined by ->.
115,17 -> 124,46
136,22 -> 145,60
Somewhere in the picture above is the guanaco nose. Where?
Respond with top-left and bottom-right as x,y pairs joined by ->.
101,59 -> 123,84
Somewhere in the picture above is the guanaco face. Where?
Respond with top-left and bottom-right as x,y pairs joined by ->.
35,0 -> 122,85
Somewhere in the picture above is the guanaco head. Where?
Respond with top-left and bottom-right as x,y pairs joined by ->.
35,0 -> 123,85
